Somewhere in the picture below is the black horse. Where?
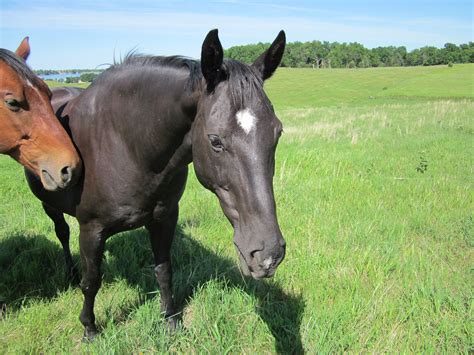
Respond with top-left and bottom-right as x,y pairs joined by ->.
26,29 -> 287,340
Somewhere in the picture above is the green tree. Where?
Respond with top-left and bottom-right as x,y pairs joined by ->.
80,72 -> 98,82
419,46 -> 441,65
65,76 -> 79,84
224,39 -> 474,68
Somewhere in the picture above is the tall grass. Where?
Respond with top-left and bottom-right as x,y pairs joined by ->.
0,64 -> 472,352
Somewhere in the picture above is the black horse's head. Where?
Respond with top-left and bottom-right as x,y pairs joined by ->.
192,29 -> 286,279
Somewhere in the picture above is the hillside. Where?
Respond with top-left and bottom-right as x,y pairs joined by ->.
265,63 -> 474,108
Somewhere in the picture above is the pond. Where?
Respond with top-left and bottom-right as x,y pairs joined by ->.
39,72 -> 81,81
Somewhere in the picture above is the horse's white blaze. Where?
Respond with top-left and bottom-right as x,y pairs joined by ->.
26,80 -> 37,91
263,257 -> 273,269
236,108 -> 256,134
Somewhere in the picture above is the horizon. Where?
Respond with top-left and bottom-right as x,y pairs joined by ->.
1,0 -> 472,70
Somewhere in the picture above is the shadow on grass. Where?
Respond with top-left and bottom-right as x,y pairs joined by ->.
106,223 -> 305,354
0,233 -> 79,308
1,226 -> 304,354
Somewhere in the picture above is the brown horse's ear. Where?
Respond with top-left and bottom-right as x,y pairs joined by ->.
15,37 -> 31,61
252,30 -> 286,81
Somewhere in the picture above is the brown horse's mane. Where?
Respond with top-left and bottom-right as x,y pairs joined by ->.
0,49 -> 44,88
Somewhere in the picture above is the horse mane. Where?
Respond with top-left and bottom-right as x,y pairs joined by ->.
119,53 -> 202,92
221,59 -> 263,108
0,48 -> 43,88
109,51 -> 264,107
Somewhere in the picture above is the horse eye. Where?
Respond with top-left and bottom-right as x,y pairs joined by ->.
5,98 -> 21,112
208,134 -> 224,152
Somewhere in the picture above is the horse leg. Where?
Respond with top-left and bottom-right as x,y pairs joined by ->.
146,204 -> 179,330
78,222 -> 106,341
42,202 -> 79,284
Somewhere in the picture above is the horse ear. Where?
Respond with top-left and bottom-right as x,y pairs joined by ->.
15,37 -> 31,61
252,30 -> 286,81
201,29 -> 225,91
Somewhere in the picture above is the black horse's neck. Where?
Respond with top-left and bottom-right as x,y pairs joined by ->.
132,68 -> 203,188
94,62 -> 202,169
57,59 -> 205,200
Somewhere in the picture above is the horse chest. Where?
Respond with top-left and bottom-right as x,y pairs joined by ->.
97,167 -> 188,233
102,196 -> 173,234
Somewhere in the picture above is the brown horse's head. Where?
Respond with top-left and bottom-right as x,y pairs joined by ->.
0,37 -> 82,190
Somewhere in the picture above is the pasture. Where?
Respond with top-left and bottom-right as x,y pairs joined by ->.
1,64 -> 472,352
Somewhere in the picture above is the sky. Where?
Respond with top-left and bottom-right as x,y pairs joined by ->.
1,0 -> 472,69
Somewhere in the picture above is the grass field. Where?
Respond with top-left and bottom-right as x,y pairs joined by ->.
1,64 -> 473,353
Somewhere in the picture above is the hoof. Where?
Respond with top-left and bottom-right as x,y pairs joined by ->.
165,315 -> 180,334
82,327 -> 98,342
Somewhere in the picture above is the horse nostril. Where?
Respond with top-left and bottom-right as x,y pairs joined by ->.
60,166 -> 72,183
250,249 -> 260,259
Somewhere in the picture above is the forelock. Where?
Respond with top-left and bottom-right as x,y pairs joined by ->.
222,59 -> 264,108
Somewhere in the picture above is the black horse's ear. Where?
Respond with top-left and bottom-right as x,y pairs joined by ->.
252,30 -> 286,81
201,29 -> 225,92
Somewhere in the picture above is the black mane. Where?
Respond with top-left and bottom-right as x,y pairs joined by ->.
109,53 -> 263,107
0,49 -> 43,88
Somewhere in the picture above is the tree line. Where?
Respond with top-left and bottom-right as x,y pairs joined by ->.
65,72 -> 99,83
225,41 -> 474,68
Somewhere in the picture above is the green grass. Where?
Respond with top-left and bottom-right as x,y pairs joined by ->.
266,64 -> 474,108
44,80 -> 90,89
1,64 -> 473,353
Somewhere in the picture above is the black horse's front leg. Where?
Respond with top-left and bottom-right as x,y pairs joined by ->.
146,205 -> 179,330
42,203 -> 80,284
78,222 -> 106,341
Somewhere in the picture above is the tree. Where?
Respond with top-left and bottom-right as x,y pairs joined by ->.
443,43 -> 456,61
406,49 -> 422,66
419,46 -> 441,65
65,76 -> 79,84
80,72 -> 98,82
224,40 -> 474,68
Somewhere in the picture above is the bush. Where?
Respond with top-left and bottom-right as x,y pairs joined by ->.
65,76 -> 79,84
80,72 -> 98,82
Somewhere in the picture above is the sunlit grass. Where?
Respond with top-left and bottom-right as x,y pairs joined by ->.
0,65 -> 473,352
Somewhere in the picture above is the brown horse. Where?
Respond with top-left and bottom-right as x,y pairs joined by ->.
0,38 -> 81,190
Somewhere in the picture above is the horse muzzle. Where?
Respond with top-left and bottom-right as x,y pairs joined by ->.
39,161 -> 81,191
235,239 -> 286,280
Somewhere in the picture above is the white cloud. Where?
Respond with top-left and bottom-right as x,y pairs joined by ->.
1,5 -> 471,50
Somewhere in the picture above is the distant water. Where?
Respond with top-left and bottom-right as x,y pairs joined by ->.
40,72 -> 80,81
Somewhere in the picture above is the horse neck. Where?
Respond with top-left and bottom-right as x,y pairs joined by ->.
143,82 -> 203,188
124,71 -> 201,171
73,66 -> 202,182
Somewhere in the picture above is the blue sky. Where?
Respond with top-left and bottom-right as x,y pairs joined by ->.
1,0 -> 472,69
